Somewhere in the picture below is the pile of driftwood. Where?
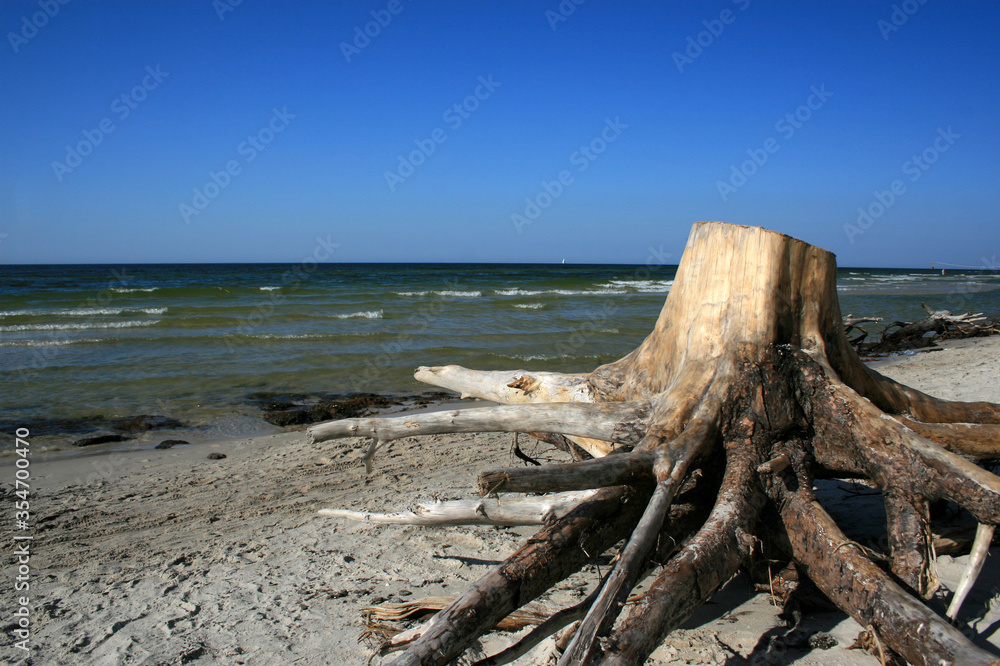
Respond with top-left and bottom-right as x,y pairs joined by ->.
844,303 -> 998,356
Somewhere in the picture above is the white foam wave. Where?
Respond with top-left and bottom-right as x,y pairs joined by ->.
0,337 -> 106,347
497,287 -> 628,297
506,353 -> 604,361
246,333 -> 325,339
0,306 -> 166,317
513,303 -> 545,309
495,288 -> 544,296
602,279 -> 674,293
435,290 -> 481,297
0,320 -> 159,332
552,289 -> 627,296
259,286 -> 281,291
397,290 -> 482,298
333,310 -> 383,319
111,287 -> 159,293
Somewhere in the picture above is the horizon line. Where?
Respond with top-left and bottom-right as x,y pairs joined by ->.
2,260 -> 995,271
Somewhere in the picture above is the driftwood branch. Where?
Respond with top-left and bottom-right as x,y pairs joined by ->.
309,401 -> 649,446
309,402 -> 649,461
947,523 -> 997,621
318,491 -> 596,527
413,365 -> 594,404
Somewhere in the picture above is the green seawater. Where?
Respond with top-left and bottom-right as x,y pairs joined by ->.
1,263 -> 998,450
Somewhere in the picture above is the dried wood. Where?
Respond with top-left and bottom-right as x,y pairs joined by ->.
308,402 -> 649,448
319,491 -> 596,526
477,451 -> 658,495
773,481 -> 996,666
947,523 -> 997,620
304,222 -> 1000,665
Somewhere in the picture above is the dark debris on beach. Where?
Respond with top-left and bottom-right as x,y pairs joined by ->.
0,414 -> 187,447
246,391 -> 458,428
844,302 -> 998,358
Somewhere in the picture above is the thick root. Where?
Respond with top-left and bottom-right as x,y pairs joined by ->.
410,366 -> 622,456
386,486 -> 650,666
473,590 -> 600,666
897,418 -> 1000,462
795,350 -> 1000,523
772,476 -> 997,666
558,419 -> 717,664
478,451 -> 658,495
600,452 -> 763,664
855,363 -> 1000,425
883,492 -> 939,598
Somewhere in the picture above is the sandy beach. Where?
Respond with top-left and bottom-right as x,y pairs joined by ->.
4,336 -> 1000,665
6,1 -> 1000,663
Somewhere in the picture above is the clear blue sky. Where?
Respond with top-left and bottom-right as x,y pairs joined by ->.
1,1 -> 998,266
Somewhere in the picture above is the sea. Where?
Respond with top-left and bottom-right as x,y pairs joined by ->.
2,263 -> 999,452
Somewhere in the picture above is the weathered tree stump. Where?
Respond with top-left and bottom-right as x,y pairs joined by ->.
311,222 -> 1000,665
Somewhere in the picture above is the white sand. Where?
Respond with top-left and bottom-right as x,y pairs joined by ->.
4,336 -> 999,665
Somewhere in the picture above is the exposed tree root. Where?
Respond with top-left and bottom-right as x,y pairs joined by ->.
773,479 -> 995,666
384,486 -> 649,666
472,591 -> 599,666
600,440 -> 764,664
307,222 -> 1000,665
477,451 -> 658,495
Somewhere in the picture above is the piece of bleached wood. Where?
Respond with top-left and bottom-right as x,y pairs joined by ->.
411,366 -> 617,458
318,490 -> 597,527
414,365 -> 594,404
946,523 -> 996,620
308,402 -> 649,447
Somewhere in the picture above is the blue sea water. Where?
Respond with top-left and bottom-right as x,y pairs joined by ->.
1,263 -> 998,449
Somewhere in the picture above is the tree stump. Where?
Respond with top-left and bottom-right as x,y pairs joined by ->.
311,222 -> 1000,665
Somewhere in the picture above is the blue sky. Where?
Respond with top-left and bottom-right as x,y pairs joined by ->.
1,1 -> 998,267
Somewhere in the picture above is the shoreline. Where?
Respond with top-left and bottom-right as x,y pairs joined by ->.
4,336 -> 999,664
5,262 -> 997,467
8,332 -> 995,462
0,390 -> 473,460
